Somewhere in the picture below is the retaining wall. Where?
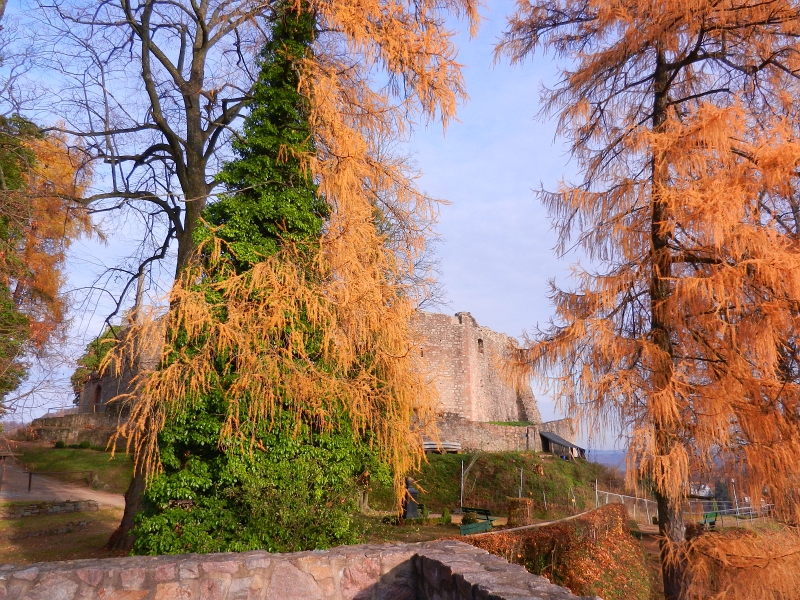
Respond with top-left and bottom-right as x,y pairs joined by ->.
0,540 -> 600,600
19,413 -> 124,448
436,416 -> 576,453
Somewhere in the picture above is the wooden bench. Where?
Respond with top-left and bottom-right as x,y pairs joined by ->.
460,507 -> 499,522
460,520 -> 492,535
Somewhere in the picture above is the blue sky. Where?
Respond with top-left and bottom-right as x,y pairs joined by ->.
405,2 -> 590,435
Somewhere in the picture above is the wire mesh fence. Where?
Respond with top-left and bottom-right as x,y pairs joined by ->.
596,489 -> 776,528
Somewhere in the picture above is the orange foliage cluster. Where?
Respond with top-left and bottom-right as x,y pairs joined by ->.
2,132 -> 92,350
465,505 -> 650,600
685,527 -> 800,600
16,133 -> 93,347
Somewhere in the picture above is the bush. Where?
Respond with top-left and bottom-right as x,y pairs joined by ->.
78,440 -> 91,449
133,399 -> 389,556
440,508 -> 452,525
53,440 -> 65,449
466,504 -> 650,600
462,511 -> 479,525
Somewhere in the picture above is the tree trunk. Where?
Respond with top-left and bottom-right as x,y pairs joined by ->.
657,491 -> 687,600
650,43 -> 687,600
104,466 -> 146,552
106,169 -> 209,550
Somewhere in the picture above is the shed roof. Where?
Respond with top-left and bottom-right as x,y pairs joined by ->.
540,431 -> 584,452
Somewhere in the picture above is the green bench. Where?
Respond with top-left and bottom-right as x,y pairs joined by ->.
459,506 -> 497,535
701,510 -> 719,529
460,506 -> 499,523
460,520 -> 492,535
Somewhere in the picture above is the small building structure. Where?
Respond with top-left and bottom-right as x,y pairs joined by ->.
540,430 -> 586,459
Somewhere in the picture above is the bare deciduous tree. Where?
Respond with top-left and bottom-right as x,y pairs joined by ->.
37,0 -> 270,288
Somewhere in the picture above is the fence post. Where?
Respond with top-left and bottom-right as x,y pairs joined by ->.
460,460 -> 464,508
595,479 -> 598,508
27,472 -> 32,492
645,499 -> 650,525
519,467 -> 523,498
542,488 -> 547,513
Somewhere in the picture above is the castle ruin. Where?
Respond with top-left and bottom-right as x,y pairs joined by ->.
30,311 -> 578,454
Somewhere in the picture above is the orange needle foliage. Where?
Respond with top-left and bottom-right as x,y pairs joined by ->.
498,0 -> 800,597
15,133 -> 93,348
1,129 -> 92,353
107,0 -> 479,505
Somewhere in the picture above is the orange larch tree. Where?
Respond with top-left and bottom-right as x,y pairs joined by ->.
0,120 -> 92,403
498,0 -> 800,597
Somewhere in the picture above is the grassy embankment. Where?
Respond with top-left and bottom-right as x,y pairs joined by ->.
0,506 -> 126,564
17,445 -> 133,494
369,451 -> 619,518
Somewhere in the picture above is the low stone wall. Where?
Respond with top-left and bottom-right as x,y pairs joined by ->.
0,540 -> 600,600
435,416 -> 576,453
19,414 -> 124,448
2,500 -> 99,519
8,520 -> 90,541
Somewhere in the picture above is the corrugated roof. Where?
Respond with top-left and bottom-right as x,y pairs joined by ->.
539,430 -> 584,451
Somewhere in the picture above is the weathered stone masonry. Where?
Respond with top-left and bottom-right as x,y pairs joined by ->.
0,540 -> 599,600
412,312 -> 541,424
27,310 -> 577,452
435,416 -> 577,453
413,311 -> 576,451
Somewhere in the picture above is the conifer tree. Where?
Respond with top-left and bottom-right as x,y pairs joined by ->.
206,2 -> 326,269
131,2 -> 387,555
498,1 -> 800,597
105,0 -> 470,551
0,116 -> 92,403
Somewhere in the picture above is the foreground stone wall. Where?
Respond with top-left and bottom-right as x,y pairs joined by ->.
0,540 -> 599,600
436,416 -> 576,452
412,312 -> 541,424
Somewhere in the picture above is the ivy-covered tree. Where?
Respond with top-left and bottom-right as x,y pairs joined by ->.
131,2 -> 387,555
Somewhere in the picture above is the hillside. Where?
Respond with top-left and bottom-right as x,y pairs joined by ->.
370,451 -> 620,517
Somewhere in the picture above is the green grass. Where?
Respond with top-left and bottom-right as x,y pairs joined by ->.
487,421 -> 536,427
0,507 -> 126,564
354,513 -> 460,544
369,451 -> 618,518
17,447 -> 133,494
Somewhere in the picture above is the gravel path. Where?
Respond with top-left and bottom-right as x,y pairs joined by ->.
0,459 -> 125,508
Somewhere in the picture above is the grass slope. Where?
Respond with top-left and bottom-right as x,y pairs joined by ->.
370,451 -> 618,517
0,506 -> 126,564
17,446 -> 133,494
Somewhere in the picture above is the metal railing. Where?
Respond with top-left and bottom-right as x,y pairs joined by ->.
595,488 -> 775,527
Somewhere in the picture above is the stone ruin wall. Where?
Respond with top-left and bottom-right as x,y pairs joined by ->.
0,540 -> 596,600
412,311 -> 541,424
32,310 -> 578,451
436,415 -> 576,453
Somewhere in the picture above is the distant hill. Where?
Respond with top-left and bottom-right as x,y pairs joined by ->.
587,449 -> 627,474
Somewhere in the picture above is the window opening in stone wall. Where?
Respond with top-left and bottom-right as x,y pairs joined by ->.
421,349 -> 424,357
92,384 -> 102,413
478,339 -> 484,354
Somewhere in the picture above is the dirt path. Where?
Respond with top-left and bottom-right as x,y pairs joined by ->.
0,459 -> 125,508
